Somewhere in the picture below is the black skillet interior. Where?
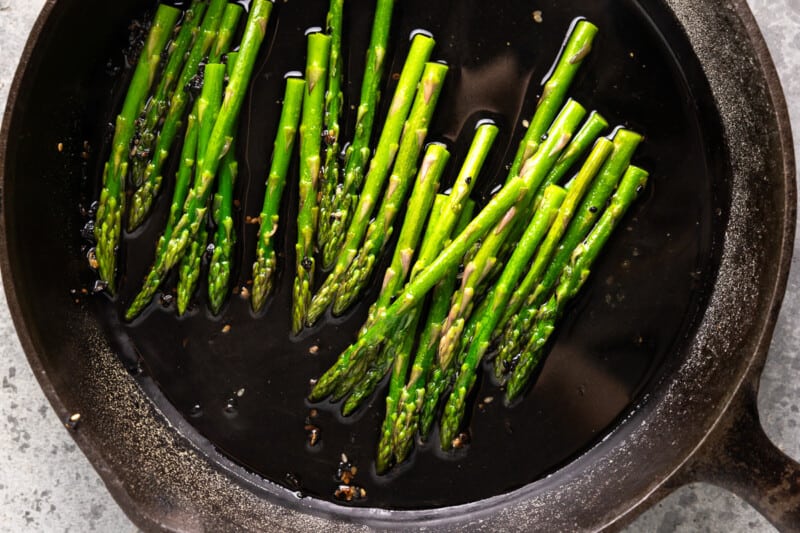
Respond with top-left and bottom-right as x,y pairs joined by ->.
3,0 -> 728,513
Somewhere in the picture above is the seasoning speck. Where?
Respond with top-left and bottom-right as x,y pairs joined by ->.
452,432 -> 471,449
87,249 -> 99,270
309,345 -> 320,355
532,10 -> 543,23
305,424 -> 321,447
334,484 -> 367,502
57,142 -> 64,153
221,324 -> 232,334
64,413 -> 81,430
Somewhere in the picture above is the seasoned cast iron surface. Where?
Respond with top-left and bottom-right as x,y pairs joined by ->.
71,0 -> 726,509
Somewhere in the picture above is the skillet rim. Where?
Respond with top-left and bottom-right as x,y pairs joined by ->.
0,0 -> 795,530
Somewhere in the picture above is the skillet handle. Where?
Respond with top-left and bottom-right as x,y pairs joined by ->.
686,382 -> 800,531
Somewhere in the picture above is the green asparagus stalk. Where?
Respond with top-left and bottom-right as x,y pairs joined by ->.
317,0 -> 346,256
251,76 -> 306,313
306,33 -> 436,325
158,0 -> 273,283
128,0 -> 232,230
507,20 -> 598,181
496,129 -> 643,375
177,223 -> 209,313
505,166 -> 649,401
334,143 -> 449,410
176,62 -> 227,315
209,3 -> 244,63
436,101 -> 587,378
94,4 -> 181,294
131,1 -> 207,186
333,62 -> 449,314
292,32 -> 332,334
320,0 -> 395,269
310,101 -> 587,402
438,184 -> 566,449
206,51 -> 242,315
207,146 -> 238,314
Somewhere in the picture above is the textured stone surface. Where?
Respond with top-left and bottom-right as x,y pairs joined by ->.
0,1 -> 797,531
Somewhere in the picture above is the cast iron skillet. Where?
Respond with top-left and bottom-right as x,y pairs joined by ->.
0,0 -> 797,530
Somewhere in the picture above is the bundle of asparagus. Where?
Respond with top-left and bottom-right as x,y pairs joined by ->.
101,0 -> 274,319
306,19 -> 651,473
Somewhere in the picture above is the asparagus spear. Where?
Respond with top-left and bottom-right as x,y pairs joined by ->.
310,101 -> 586,401
333,61 -> 449,314
176,62 -> 227,315
131,1 -> 207,186
438,184 -> 566,449
206,51 -> 243,315
128,0 -> 232,230
209,3 -> 245,63
436,101 -> 588,381
335,143 -> 449,410
292,32 -> 332,334
94,4 -> 181,294
320,0 -> 395,269
317,0 -> 346,257
496,129 -> 643,375
505,166 -> 649,401
251,76 -> 306,313
159,0 -> 273,282
507,20 -> 598,181
207,146 -> 238,314
177,223 -> 209,312
329,123 -> 495,401
306,33 -> 436,326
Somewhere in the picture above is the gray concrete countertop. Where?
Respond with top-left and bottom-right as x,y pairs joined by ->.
1,1 -> 797,531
